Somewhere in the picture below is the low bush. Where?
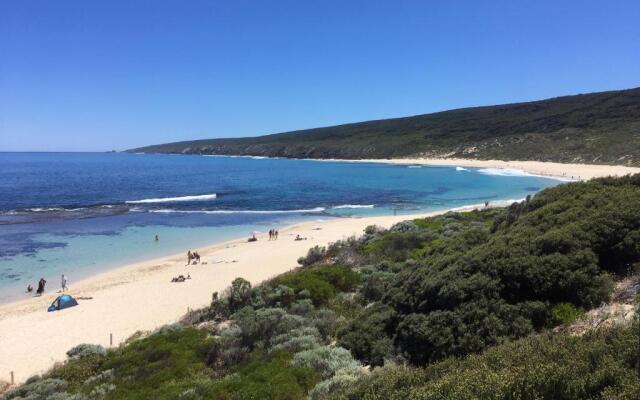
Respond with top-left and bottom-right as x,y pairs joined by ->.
272,265 -> 360,306
550,302 -> 585,325
66,344 -> 107,359
331,323 -> 640,400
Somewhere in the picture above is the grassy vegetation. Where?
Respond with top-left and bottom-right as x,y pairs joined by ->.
271,265 -> 361,306
330,323 -> 640,400
129,87 -> 640,165
7,175 -> 640,399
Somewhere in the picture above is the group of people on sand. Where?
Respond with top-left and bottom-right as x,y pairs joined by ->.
26,274 -> 68,296
171,274 -> 191,283
268,229 -> 279,240
186,250 -> 201,265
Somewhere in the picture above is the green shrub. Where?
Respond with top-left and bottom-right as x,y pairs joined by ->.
4,378 -> 68,400
66,344 -> 107,359
338,304 -> 398,367
205,351 -> 320,399
551,302 -> 585,325
292,346 -> 361,380
272,265 -> 360,306
95,327 -> 214,399
331,324 -> 640,400
299,245 -> 327,266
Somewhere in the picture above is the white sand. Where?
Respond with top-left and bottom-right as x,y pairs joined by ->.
0,207 -> 475,385
319,157 -> 640,181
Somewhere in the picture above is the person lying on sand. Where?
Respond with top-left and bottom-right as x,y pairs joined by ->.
294,234 -> 307,241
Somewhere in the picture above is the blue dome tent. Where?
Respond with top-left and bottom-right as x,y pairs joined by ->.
48,294 -> 79,312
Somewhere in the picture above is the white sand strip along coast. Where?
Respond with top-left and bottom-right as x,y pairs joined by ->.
0,207 -> 478,385
0,160 -> 637,385
324,158 -> 640,180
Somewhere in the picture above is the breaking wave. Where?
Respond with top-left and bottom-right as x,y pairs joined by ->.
332,204 -> 374,209
148,207 -> 326,215
477,168 -> 531,177
125,193 -> 217,204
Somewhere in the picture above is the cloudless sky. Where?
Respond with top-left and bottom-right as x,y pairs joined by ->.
1,0 -> 639,151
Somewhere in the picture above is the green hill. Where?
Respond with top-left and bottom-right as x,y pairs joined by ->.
130,87 -> 640,165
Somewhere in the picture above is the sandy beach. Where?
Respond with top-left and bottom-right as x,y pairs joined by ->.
0,207 -> 473,385
331,158 -> 640,181
1,158 -> 637,385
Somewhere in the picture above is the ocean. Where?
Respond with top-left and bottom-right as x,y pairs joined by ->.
0,152 -> 561,302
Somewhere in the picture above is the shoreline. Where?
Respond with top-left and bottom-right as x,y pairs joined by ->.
192,153 -> 640,180
311,157 -> 640,181
0,205 -> 485,385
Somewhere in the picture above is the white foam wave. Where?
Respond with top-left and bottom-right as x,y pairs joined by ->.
476,168 -> 573,181
477,168 -> 532,177
126,193 -> 217,204
407,165 -> 422,168
332,204 -> 374,209
447,198 -> 525,212
26,207 -> 66,212
149,207 -> 326,215
455,166 -> 468,171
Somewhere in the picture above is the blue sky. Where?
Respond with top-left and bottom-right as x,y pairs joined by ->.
1,1 -> 639,152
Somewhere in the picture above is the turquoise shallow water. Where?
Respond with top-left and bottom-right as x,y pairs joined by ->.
0,153 -> 562,302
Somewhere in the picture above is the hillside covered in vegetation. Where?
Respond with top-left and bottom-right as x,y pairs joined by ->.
130,87 -> 640,165
5,175 -> 640,399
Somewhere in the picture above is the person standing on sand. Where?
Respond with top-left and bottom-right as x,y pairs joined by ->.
61,274 -> 68,292
36,278 -> 46,296
187,250 -> 193,266
275,230 -> 279,240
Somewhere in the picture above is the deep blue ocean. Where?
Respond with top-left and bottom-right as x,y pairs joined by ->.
0,152 -> 561,302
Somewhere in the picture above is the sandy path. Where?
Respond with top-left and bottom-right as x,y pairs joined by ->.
0,209 -> 457,384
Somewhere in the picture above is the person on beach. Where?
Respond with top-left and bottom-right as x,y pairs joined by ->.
36,278 -> 46,296
193,251 -> 201,264
187,250 -> 193,266
26,284 -> 33,293
275,230 -> 279,240
61,274 -> 68,292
